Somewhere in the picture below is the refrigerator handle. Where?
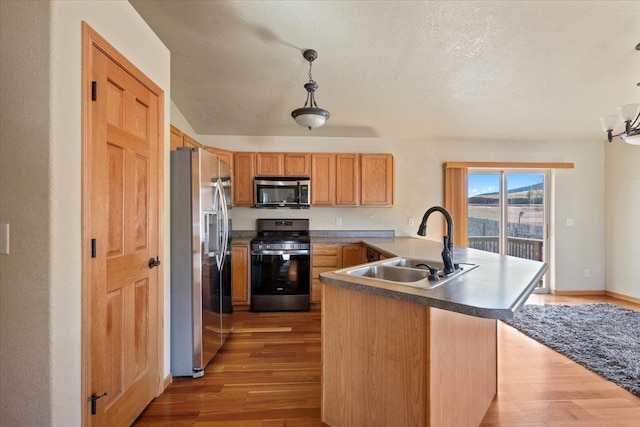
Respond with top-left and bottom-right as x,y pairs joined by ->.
219,179 -> 229,268
211,180 -> 223,270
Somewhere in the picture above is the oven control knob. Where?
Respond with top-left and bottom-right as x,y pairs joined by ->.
278,245 -> 283,249
290,244 -> 294,249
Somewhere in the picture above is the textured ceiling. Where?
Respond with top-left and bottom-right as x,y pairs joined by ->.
130,0 -> 640,141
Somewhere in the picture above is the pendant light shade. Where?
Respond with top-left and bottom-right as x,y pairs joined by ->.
291,49 -> 330,130
292,107 -> 330,129
599,44 -> 640,145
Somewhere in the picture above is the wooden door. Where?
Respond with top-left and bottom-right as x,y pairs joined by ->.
361,154 -> 394,206
233,152 -> 255,206
256,152 -> 284,176
311,153 -> 336,205
284,153 -> 311,176
83,25 -> 163,426
336,154 -> 360,205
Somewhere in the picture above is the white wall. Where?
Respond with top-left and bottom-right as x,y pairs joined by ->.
170,99 -> 198,137
605,141 -> 640,299
0,1 -> 170,425
199,135 -> 606,293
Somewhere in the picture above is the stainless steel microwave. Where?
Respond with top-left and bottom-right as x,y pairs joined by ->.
254,177 -> 311,208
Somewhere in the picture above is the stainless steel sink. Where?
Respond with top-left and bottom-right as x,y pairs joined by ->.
382,257 -> 478,273
346,265 -> 431,282
338,257 -> 478,288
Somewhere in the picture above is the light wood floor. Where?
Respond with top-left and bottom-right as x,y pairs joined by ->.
134,295 -> 640,426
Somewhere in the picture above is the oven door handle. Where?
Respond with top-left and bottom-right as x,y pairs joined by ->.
251,249 -> 310,256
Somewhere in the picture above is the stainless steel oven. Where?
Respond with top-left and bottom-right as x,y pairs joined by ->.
250,219 -> 310,311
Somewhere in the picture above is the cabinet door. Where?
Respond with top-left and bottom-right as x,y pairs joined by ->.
170,125 -> 183,151
311,244 -> 341,303
336,154 -> 360,206
284,153 -> 311,176
341,243 -> 363,267
361,154 -> 394,206
233,152 -> 255,206
311,153 -> 336,206
183,134 -> 203,149
231,244 -> 249,305
205,146 -> 233,170
256,152 -> 284,176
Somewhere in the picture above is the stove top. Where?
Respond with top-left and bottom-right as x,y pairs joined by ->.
252,218 -> 310,251
252,234 -> 311,244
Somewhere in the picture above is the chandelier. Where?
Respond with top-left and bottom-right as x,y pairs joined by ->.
600,95 -> 640,145
291,49 -> 330,130
599,43 -> 640,145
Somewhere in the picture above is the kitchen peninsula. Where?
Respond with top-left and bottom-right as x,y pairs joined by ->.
319,237 -> 547,427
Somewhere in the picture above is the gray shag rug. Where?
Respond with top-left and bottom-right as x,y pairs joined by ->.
503,303 -> 640,395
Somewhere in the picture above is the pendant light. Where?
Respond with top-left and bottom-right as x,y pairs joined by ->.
291,49 -> 330,130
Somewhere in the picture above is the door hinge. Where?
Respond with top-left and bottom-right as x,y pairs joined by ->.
91,239 -> 97,258
91,81 -> 97,101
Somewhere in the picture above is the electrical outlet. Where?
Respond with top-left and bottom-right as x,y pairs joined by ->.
584,269 -> 590,278
407,217 -> 414,226
335,217 -> 342,226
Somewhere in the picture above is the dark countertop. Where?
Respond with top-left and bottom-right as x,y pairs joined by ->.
320,237 -> 547,320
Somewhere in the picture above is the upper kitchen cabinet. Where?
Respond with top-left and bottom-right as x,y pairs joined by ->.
311,153 -> 336,206
170,125 -> 183,151
256,152 -> 311,177
255,152 -> 284,176
204,146 -> 234,171
183,134 -> 203,149
284,153 -> 311,176
233,152 -> 255,206
361,154 -> 394,206
336,154 -> 360,206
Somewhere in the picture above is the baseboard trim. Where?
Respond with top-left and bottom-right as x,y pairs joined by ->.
605,290 -> 640,305
550,290 -> 605,296
163,373 -> 172,391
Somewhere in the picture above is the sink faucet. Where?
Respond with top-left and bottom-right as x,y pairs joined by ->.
417,206 -> 455,275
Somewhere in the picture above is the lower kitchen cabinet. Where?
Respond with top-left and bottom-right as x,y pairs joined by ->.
231,243 -> 249,305
341,243 -> 364,267
311,244 -> 341,303
311,243 -> 365,304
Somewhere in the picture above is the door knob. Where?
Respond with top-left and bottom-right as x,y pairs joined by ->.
149,257 -> 161,269
88,391 -> 108,415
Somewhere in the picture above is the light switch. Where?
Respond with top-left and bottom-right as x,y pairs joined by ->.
566,218 -> 574,227
0,223 -> 9,254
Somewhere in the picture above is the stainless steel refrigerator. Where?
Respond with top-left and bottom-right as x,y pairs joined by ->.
170,147 -> 233,378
